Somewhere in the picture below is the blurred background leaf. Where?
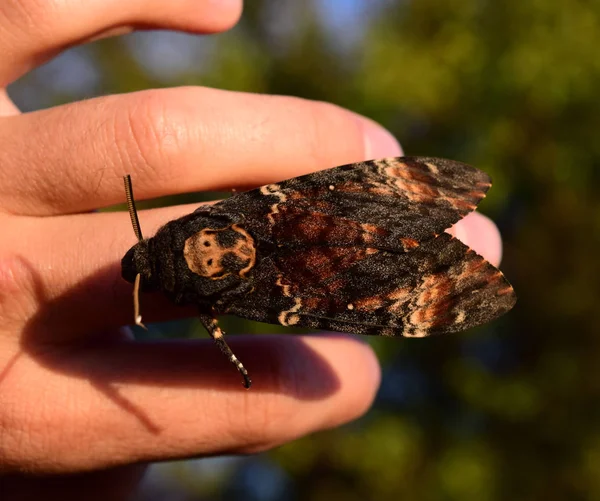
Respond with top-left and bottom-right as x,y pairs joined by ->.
9,0 -> 600,499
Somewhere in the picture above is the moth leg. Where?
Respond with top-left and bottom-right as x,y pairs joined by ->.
198,311 -> 252,389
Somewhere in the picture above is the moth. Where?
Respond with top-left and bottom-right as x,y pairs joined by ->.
122,157 -> 516,388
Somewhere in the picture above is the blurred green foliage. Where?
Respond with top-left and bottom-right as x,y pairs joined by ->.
10,0 -> 600,499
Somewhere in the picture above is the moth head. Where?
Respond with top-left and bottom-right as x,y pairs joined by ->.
121,240 -> 156,290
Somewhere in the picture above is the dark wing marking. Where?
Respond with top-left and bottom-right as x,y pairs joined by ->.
209,157 -> 491,252
225,234 -> 516,337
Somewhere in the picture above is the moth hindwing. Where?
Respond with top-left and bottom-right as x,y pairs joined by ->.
122,156 -> 517,388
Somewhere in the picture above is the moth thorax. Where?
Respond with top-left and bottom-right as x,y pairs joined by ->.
184,224 -> 256,279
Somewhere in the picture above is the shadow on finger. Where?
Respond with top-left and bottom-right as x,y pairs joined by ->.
13,257 -> 342,434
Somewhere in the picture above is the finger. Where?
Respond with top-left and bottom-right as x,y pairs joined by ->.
448,212 -> 503,267
0,0 -> 243,85
1,204 -> 502,338
0,87 -> 402,215
4,334 -> 380,473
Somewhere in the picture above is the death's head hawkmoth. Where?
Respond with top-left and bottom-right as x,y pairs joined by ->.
122,157 -> 516,388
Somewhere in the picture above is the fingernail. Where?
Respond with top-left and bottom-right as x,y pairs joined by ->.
359,117 -> 403,159
449,212 -> 503,267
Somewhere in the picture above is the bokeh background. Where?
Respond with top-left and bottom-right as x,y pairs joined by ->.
9,0 -> 600,499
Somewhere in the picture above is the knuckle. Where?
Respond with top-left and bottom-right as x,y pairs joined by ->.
227,394 -> 294,452
115,88 -> 194,183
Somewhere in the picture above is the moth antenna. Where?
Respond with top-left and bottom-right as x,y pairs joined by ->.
124,175 -> 147,329
133,273 -> 147,330
123,174 -> 144,242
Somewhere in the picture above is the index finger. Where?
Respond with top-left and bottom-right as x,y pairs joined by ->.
6,334 -> 380,473
0,87 -> 401,215
0,0 -> 242,86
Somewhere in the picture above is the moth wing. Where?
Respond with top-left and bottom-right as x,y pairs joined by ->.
225,233 -> 516,337
210,157 -> 492,252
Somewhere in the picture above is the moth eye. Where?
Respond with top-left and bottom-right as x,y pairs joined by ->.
203,241 -> 211,247
207,259 -> 214,266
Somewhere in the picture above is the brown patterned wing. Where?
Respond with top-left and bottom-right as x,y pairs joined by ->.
225,233 -> 516,337
210,157 -> 492,252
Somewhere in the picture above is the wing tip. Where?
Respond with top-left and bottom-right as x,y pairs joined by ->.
363,156 -> 493,203
402,155 -> 492,185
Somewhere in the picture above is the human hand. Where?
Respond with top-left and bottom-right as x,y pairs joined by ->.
0,0 -> 502,498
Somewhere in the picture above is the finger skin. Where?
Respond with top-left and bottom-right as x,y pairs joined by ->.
0,334 -> 381,473
0,0 -> 243,85
0,87 -> 398,215
449,211 -> 503,266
